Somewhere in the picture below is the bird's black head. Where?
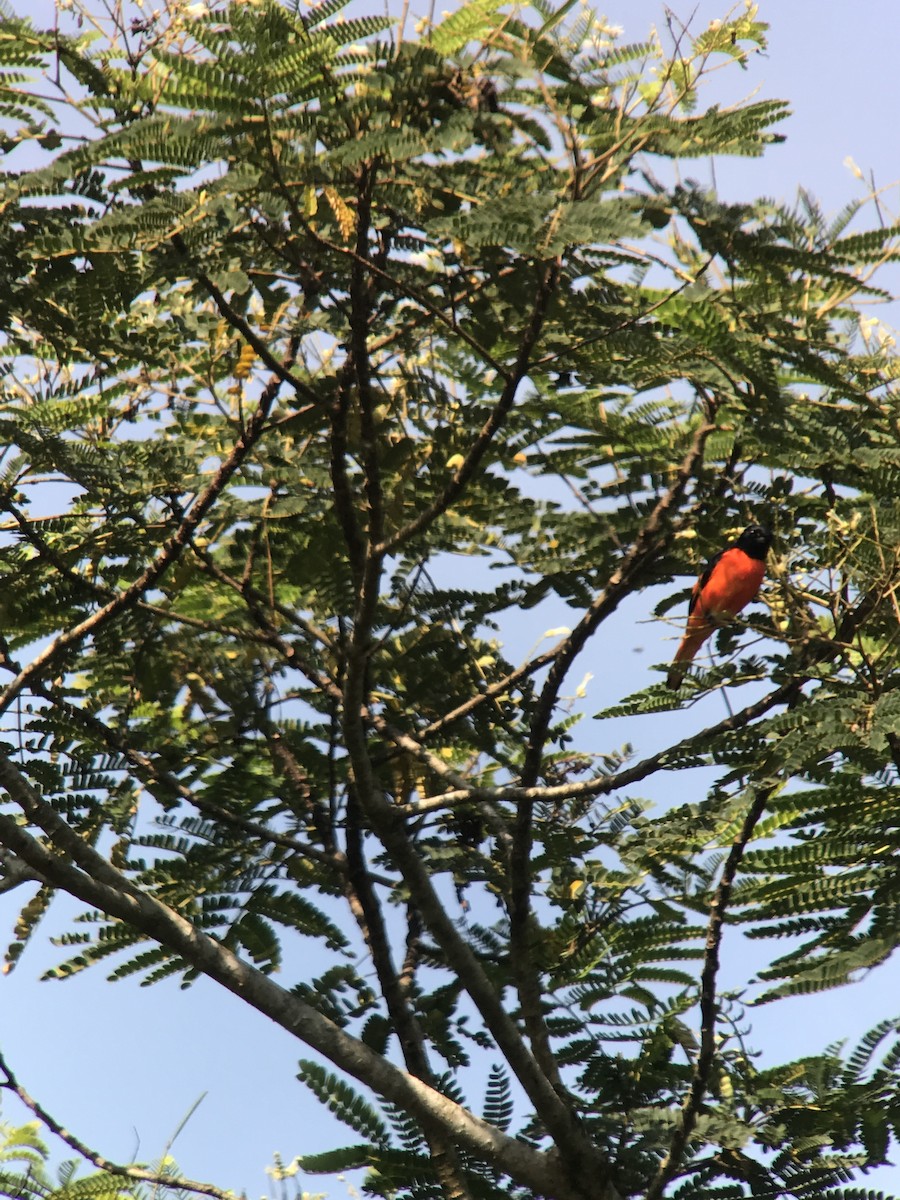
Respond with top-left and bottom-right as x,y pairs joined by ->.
736,524 -> 772,561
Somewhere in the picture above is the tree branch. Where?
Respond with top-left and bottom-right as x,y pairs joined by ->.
0,847 -> 42,893
505,417 -> 716,1101
337,701 -> 608,1189
403,482 -> 887,823
644,779 -> 777,1200
344,791 -> 473,1200
0,754 -> 595,1200
287,219 -> 505,379
348,161 -> 387,642
404,583 -> 881,816
0,1048 -> 235,1200
417,648 -> 558,740
0,349 -> 297,718
172,234 -> 318,406
351,163 -> 385,557
521,417 -> 717,789
407,680 -> 792,815
321,222 -> 602,1184
378,259 -> 561,556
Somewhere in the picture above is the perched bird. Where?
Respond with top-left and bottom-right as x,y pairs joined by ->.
666,524 -> 772,690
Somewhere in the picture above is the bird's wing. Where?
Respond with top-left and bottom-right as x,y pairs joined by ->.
687,546 -> 725,617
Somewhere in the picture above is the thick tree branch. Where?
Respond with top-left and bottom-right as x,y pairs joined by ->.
337,694 -> 608,1191
344,793 -> 473,1200
0,754 -> 593,1200
644,779 -> 778,1200
351,163 -> 385,558
344,801 -> 429,1075
321,223 -> 603,1180
338,240 -> 467,1192
348,162 -> 388,644
330,364 -> 368,588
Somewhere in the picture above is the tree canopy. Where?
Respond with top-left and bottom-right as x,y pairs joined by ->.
1,1 -> 900,1198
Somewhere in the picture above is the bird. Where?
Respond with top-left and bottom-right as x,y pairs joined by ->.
666,524 -> 772,690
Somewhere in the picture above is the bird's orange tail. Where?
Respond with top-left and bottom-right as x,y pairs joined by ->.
665,629 -> 710,690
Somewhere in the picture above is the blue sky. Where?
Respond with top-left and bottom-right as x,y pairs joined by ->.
4,0 -> 900,1195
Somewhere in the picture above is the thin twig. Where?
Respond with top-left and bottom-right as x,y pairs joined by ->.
172,234 -> 317,406
417,648 -> 558,739
532,254 -> 715,369
504,418 -> 716,1098
405,584 -> 883,816
0,1047 -> 236,1200
378,259 -> 561,556
0,348 -> 297,718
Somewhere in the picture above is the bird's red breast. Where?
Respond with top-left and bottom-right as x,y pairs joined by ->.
688,545 -> 767,629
